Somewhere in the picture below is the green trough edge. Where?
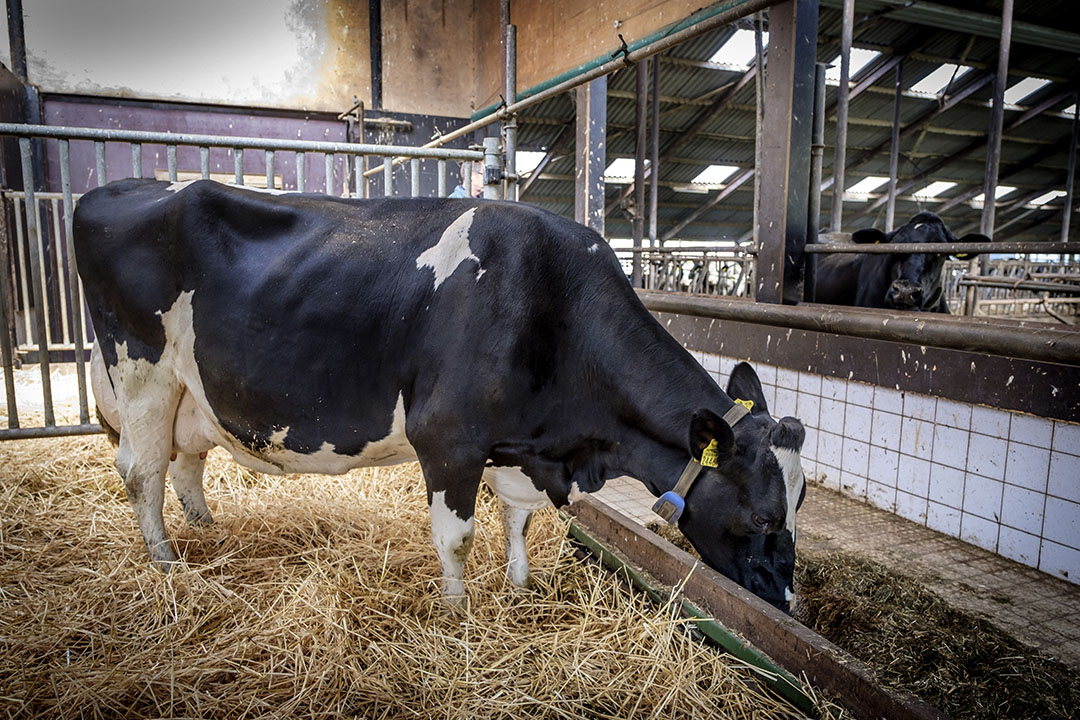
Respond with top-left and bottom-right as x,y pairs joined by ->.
566,519 -> 819,718
470,0 -> 757,122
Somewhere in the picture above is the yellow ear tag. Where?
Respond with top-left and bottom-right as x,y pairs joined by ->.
735,398 -> 754,412
700,439 -> 720,468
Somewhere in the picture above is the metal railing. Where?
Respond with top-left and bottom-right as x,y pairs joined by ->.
0,123 -> 488,440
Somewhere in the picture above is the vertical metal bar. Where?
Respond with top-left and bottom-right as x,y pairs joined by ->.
1062,97 -> 1079,242
438,159 -> 447,197
649,55 -> 660,247
463,161 -> 473,197
503,23 -> 518,202
575,76 -> 608,236
0,193 -> 19,428
369,0 -> 383,110
752,12 -> 766,252
885,61 -> 903,233
829,0 -> 854,232
131,142 -> 142,179
94,141 -> 107,187
167,145 -> 178,182
383,157 -> 392,197
13,198 -> 31,344
266,150 -> 275,189
326,153 -> 335,195
356,156 -> 367,198
297,152 -> 306,192
632,59 -> 648,287
484,137 -> 501,200
200,147 -> 210,179
60,139 -> 89,424
410,158 -> 420,197
234,148 -> 244,186
805,63 -> 827,303
19,137 -> 54,426
50,198 -> 70,345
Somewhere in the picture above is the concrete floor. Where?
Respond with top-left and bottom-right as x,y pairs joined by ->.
591,476 -> 1080,671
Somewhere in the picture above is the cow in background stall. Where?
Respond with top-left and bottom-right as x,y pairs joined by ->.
814,212 -> 990,312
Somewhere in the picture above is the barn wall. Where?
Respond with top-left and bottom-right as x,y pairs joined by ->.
663,314 -> 1080,586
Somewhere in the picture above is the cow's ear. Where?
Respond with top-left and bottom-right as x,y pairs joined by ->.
951,233 -> 990,259
852,228 -> 888,244
726,362 -> 770,416
770,417 -> 805,451
689,409 -> 736,464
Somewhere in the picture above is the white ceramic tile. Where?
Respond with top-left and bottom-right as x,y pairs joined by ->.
1042,496 -> 1080,550
936,399 -> 971,430
821,376 -> 846,401
998,526 -> 1040,568
868,447 -> 900,487
867,481 -> 896,512
817,464 -> 841,491
1004,441 -> 1051,493
1052,421 -> 1080,456
961,513 -> 999,553
840,471 -> 868,499
702,353 -> 720,375
962,474 -> 1003,522
1039,540 -> 1080,584
1010,414 -> 1053,449
802,426 -> 819,462
904,392 -> 937,422
1048,451 -> 1080,504
843,438 -> 870,478
927,502 -> 961,537
776,367 -> 800,391
966,432 -> 1007,481
971,406 -> 1010,439
819,398 -> 845,434
1000,484 -> 1046,536
754,363 -> 777,386
718,356 -> 737,381
774,387 -> 798,419
900,418 -> 934,457
897,455 -> 931,497
844,405 -> 872,444
796,392 -> 821,428
803,460 -> 818,482
798,371 -> 822,396
929,463 -> 965,509
873,386 -> 903,415
819,431 -> 844,468
895,490 -> 928,524
932,425 -> 969,470
871,410 -> 902,452
847,382 -> 874,408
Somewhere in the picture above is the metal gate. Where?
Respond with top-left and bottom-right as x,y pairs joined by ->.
0,123 -> 490,440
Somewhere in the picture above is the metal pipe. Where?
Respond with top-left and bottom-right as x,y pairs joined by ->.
383,156 -> 392,197
369,0 -> 382,110
131,143 -> 142,178
0,193 -> 18,428
637,290 -> 1080,366
503,23 -> 518,202
12,198 -> 30,343
18,137 -> 54,426
200,147 -> 209,179
167,145 -> 177,182
956,277 -> 1080,295
632,59 -> 648,287
94,141 -> 106,186
752,11 -> 765,254
1063,97 -> 1079,242
267,150 -> 275,190
830,0 -> 855,232
326,153 -> 336,194
59,139 -> 89,424
802,241 -> 1080,254
649,56 -> 660,247
885,62 -> 903,232
297,152 -> 306,192
981,0 -> 1014,239
806,63 -> 827,303
49,198 -> 69,345
438,159 -> 447,198
410,158 -> 420,197
235,148 -> 244,186
6,0 -> 26,81
483,137 -> 501,200
0,424 -> 104,441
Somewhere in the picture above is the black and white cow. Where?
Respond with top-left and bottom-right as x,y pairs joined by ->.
814,211 -> 989,312
75,179 -> 805,611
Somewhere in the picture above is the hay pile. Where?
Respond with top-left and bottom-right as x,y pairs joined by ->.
1,366 -> 808,719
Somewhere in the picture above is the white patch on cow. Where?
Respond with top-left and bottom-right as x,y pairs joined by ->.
785,587 -> 793,602
483,466 -> 549,511
416,207 -> 483,290
568,481 -> 588,504
429,490 -> 475,600
914,222 -> 926,230
166,178 -> 290,196
770,445 -> 804,538
587,243 -> 599,254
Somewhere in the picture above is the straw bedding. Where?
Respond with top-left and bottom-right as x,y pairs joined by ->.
1,366 -> 809,719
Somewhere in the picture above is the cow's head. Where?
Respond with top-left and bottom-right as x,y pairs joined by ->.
664,362 -> 806,613
852,211 -> 989,311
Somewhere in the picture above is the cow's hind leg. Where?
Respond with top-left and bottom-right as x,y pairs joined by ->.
170,452 -> 212,526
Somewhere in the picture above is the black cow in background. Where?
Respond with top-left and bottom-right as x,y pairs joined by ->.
813,212 -> 990,312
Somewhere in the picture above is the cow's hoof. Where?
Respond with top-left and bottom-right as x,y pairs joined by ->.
183,509 -> 214,528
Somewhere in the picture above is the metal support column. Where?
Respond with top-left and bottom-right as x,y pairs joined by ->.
503,23 -> 519,202
1063,97 -> 1079,242
756,0 -> 819,304
805,63 -> 827,303
575,76 -> 608,236
885,61 -> 903,232
649,57 -> 660,248
752,12 -> 766,255
829,0 -> 854,231
369,0 -> 383,110
632,60 -> 648,286
483,137 -> 501,201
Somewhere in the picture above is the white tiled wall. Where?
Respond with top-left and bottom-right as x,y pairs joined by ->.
692,351 -> 1080,586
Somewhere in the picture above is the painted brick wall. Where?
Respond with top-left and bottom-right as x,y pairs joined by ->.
692,350 -> 1080,586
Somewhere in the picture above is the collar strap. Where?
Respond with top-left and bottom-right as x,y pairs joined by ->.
652,398 -> 754,525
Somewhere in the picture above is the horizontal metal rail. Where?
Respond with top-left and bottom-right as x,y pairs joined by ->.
0,424 -> 103,440
638,290 -> 1080,366
0,123 -> 483,161
801,241 -> 1080,255
956,277 -> 1080,295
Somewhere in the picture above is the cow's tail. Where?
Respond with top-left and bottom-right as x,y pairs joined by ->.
96,405 -> 121,447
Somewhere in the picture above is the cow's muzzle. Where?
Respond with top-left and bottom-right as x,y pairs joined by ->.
886,279 -> 922,309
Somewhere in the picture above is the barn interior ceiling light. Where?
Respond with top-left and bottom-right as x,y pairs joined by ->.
708,29 -> 768,68
691,164 -> 740,185
825,48 -> 881,85
971,186 -> 1017,207
910,63 -> 973,95
846,176 -> 890,197
1027,189 -> 1067,208
1003,77 -> 1051,105
516,151 -> 546,176
603,158 -> 648,183
913,181 -> 957,199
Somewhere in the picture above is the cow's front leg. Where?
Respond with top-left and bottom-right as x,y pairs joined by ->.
499,501 -> 533,588
427,484 -> 478,610
169,452 -> 212,526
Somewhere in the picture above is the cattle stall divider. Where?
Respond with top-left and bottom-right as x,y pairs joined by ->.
0,123 -> 487,441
